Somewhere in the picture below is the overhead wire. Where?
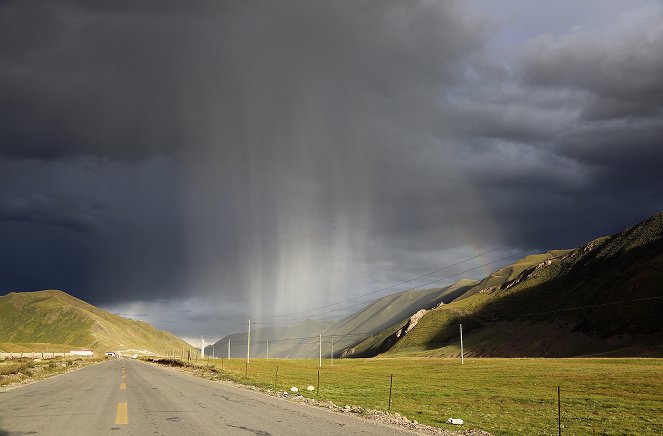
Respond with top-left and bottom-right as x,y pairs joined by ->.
255,247 -> 537,326
264,245 -> 507,320
212,294 -> 663,349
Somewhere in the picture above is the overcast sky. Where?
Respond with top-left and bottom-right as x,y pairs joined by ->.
1,0 -> 662,344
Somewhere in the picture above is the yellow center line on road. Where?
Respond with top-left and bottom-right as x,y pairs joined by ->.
115,362 -> 128,424
115,402 -> 128,424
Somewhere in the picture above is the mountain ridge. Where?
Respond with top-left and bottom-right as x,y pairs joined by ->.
350,211 -> 663,357
0,289 -> 194,354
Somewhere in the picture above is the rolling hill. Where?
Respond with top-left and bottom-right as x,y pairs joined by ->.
0,290 -> 194,355
311,279 -> 478,358
207,279 -> 477,358
351,211 -> 663,357
205,319 -> 336,359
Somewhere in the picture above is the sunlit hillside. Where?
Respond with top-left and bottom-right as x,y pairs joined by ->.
0,290 -> 194,354
351,212 -> 663,357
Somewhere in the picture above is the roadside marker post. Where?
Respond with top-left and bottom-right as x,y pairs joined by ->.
460,324 -> 464,365
247,317 -> 251,364
558,386 -> 561,436
388,374 -> 393,410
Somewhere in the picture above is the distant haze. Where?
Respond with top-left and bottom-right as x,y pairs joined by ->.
1,0 -> 662,339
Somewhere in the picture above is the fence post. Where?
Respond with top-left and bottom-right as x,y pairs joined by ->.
388,374 -> 393,411
275,366 -> 279,388
317,370 -> 320,396
558,386 -> 561,436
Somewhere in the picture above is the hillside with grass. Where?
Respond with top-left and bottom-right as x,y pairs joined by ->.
287,279 -> 478,358
0,290 -> 194,354
208,280 -> 478,359
330,278 -> 477,358
205,319 -> 336,359
353,211 -> 663,357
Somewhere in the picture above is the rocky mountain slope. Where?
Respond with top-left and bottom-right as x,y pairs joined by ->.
208,280 -> 477,358
352,212 -> 663,357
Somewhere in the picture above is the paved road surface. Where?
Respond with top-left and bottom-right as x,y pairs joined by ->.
0,359 -> 418,435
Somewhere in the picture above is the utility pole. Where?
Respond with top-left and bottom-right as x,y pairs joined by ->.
460,324 -> 464,365
319,333 -> 322,368
228,340 -> 231,359
201,335 -> 205,359
331,338 -> 334,366
247,316 -> 251,364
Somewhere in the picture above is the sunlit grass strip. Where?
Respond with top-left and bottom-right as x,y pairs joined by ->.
171,357 -> 663,435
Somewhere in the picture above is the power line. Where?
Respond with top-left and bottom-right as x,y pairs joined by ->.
210,248 -> 508,328
516,295 -> 663,318
264,246 -> 507,320
256,248 -> 537,326
210,294 -> 663,349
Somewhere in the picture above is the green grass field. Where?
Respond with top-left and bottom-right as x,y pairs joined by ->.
175,357 -> 662,435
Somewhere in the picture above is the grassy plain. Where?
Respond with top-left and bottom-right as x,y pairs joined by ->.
172,357 -> 662,435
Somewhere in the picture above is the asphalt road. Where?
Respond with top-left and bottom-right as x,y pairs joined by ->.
0,359 -> 418,435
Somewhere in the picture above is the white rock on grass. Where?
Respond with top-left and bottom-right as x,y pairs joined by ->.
306,385 -> 315,391
290,387 -> 299,393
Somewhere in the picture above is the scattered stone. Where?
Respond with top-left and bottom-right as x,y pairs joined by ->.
147,359 -> 492,435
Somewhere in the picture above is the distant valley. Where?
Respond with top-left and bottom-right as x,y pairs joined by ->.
3,212 -> 662,359
209,211 -> 663,359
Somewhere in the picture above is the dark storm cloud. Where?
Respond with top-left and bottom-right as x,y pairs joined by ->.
1,0 -> 662,338
0,1 -> 186,160
419,12 -> 663,248
0,156 -> 186,305
0,0 -> 489,161
0,193 -> 106,233
521,22 -> 663,120
517,20 -> 663,182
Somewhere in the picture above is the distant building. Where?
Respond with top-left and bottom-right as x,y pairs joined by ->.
70,350 -> 94,357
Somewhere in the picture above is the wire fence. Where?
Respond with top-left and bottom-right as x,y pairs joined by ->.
148,356 -> 663,435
